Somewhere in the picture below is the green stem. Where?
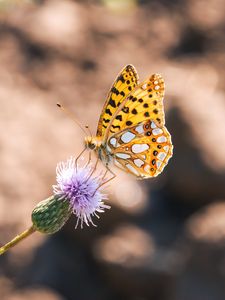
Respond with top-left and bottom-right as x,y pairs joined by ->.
0,225 -> 36,255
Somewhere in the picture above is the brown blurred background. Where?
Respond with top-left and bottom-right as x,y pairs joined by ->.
0,0 -> 225,299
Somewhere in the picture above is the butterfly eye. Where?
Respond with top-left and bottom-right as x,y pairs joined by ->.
88,143 -> 96,150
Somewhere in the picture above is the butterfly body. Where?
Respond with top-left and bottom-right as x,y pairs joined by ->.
85,136 -> 112,166
85,65 -> 173,179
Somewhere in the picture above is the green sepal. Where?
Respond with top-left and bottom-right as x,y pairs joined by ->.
32,195 -> 72,234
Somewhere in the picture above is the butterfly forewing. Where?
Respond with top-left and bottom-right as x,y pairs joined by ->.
107,74 -> 165,137
107,119 -> 173,178
97,65 -> 139,137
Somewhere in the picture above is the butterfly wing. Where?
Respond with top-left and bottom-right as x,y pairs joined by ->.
96,65 -> 139,137
106,74 -> 165,137
107,119 -> 173,178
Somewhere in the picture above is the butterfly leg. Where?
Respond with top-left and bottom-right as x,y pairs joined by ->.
102,168 -> 109,181
92,166 -> 116,196
85,157 -> 99,183
84,150 -> 92,168
103,166 -> 116,185
75,147 -> 87,171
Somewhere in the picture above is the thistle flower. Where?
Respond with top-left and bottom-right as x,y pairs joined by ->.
0,156 -> 111,256
53,157 -> 110,228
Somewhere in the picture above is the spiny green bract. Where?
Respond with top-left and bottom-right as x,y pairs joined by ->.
32,196 -> 72,234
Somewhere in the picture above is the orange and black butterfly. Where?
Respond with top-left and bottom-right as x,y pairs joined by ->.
84,65 -> 173,179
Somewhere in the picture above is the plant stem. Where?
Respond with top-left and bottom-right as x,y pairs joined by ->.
0,225 -> 36,255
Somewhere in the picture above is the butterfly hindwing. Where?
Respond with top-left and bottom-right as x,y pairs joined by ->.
107,74 -> 165,137
97,65 -> 139,137
107,119 -> 173,178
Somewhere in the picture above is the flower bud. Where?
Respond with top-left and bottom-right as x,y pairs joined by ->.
32,195 -> 72,234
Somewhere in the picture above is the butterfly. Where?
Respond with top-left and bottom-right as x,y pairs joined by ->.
84,65 -> 173,179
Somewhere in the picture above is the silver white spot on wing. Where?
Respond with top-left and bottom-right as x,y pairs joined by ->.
158,152 -> 167,161
134,159 -> 145,167
144,165 -> 150,172
151,122 -> 157,129
121,131 -> 135,143
126,164 -> 140,176
131,143 -> 149,153
163,146 -> 169,152
135,125 -> 144,134
152,128 -> 163,136
115,153 -> 131,159
157,136 -> 167,143
156,161 -> 162,169
109,138 -> 117,147
142,83 -> 147,90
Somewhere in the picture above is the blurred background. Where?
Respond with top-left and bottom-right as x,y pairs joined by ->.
0,0 -> 225,299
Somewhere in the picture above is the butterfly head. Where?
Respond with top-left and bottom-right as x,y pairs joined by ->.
84,136 -> 102,151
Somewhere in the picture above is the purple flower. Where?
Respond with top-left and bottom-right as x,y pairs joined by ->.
53,157 -> 110,228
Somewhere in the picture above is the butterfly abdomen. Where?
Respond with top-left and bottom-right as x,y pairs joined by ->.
98,144 -> 113,166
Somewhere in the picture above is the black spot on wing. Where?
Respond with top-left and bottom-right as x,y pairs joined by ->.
105,108 -> 112,116
109,98 -> 116,108
122,106 -> 129,113
126,121 -> 133,126
111,87 -> 120,95
103,118 -> 110,123
115,115 -> 122,121
118,75 -> 125,83
112,125 -> 121,129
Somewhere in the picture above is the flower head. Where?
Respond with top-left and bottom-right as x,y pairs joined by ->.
53,157 -> 110,228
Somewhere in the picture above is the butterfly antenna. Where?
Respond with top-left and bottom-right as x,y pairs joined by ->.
85,124 -> 93,137
57,102 -> 89,136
